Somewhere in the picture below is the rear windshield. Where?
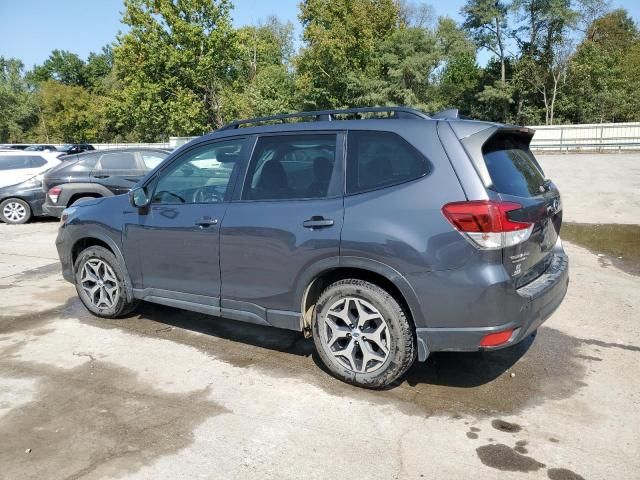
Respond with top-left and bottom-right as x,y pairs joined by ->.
482,133 -> 545,197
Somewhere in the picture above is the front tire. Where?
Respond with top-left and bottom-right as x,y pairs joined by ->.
0,198 -> 32,224
312,279 -> 416,388
74,246 -> 138,318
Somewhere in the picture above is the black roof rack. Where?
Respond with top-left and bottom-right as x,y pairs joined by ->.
216,106 -> 431,131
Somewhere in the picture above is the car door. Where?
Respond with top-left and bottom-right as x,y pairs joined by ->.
220,132 -> 345,330
124,137 -> 250,302
0,155 -> 41,188
92,151 -> 145,195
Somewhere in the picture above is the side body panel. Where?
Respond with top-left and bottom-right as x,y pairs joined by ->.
340,122 -> 475,329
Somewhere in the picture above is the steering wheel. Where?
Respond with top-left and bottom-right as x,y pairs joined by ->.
192,186 -> 223,203
154,190 -> 185,203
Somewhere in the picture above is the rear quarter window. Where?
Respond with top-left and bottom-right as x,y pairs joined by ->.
97,152 -> 138,170
29,156 -> 47,167
346,131 -> 428,194
482,133 -> 546,198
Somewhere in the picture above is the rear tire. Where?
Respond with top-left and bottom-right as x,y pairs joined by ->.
74,246 -> 138,318
312,279 -> 416,388
0,198 -> 32,224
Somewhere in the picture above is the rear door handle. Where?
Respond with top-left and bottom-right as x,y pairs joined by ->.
195,217 -> 218,227
303,216 -> 334,229
93,175 -> 110,179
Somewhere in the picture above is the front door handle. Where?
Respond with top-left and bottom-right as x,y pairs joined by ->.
303,216 -> 334,229
93,174 -> 110,179
195,217 -> 218,227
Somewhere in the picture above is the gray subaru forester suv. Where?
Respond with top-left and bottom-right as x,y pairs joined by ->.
55,107 -> 568,388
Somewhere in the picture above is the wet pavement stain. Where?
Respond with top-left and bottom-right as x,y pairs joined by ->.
561,222 -> 640,276
547,467 -> 586,480
475,443 -> 545,472
0,355 -> 228,480
2,277 -> 594,420
61,299 -> 593,418
491,419 -> 522,433
514,440 -> 528,454
467,431 -> 479,439
0,298 -> 80,334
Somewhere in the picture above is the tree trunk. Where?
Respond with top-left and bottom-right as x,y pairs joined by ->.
495,17 -> 506,85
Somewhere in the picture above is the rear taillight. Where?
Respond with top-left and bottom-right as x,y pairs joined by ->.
480,329 -> 514,347
442,200 -> 533,250
48,187 -> 62,204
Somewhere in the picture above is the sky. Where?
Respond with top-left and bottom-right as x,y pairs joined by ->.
1,0 -> 639,69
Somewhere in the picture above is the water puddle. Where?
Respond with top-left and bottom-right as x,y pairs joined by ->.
561,222 -> 640,276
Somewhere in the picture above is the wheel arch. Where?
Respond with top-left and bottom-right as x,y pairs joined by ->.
57,183 -> 112,207
299,258 -> 430,362
298,257 -> 423,331
70,233 -> 134,302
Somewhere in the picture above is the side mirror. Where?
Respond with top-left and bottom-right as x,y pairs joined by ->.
129,186 -> 150,208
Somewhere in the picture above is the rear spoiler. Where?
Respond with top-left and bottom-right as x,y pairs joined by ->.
454,125 -> 537,190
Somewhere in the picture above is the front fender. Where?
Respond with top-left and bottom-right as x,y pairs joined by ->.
63,223 -> 134,303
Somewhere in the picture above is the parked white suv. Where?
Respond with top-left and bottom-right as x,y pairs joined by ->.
0,151 -> 61,189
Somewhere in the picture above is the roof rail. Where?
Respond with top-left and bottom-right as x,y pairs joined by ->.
216,106 -> 430,131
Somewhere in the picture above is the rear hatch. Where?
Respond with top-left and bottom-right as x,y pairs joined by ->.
481,130 -> 562,286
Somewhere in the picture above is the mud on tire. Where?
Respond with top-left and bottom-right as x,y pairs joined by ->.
312,279 -> 416,388
74,246 -> 138,318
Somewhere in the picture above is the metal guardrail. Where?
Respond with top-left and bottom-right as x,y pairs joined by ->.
5,123 -> 640,153
529,123 -> 640,152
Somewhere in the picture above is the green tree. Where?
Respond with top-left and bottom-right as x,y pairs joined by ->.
0,58 -> 37,142
296,0 -> 399,109
560,9 -> 640,122
85,45 -> 114,93
462,0 -> 509,85
112,0 -> 237,140
28,50 -> 88,87
32,80 -> 106,142
224,18 -> 296,118
511,0 -> 578,124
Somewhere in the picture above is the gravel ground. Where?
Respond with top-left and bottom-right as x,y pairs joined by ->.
0,153 -> 638,480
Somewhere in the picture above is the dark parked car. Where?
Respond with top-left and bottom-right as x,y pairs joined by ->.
43,148 -> 170,218
58,143 -> 96,156
0,178 -> 49,224
25,145 -> 57,152
54,107 -> 568,388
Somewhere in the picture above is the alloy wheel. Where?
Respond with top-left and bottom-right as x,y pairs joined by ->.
321,297 -> 391,374
80,259 -> 120,310
3,202 -> 26,222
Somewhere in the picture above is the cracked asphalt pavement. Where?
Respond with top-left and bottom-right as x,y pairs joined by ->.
0,153 -> 639,479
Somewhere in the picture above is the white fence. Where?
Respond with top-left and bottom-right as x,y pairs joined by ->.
529,122 -> 640,152
7,123 -> 640,153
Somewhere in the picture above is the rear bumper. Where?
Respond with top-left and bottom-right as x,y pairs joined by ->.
415,249 -> 569,360
43,203 -> 65,218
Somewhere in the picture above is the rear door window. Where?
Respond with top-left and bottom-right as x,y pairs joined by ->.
96,152 -> 138,171
0,155 -> 32,170
482,133 -> 546,197
243,134 -> 340,201
346,131 -> 428,194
